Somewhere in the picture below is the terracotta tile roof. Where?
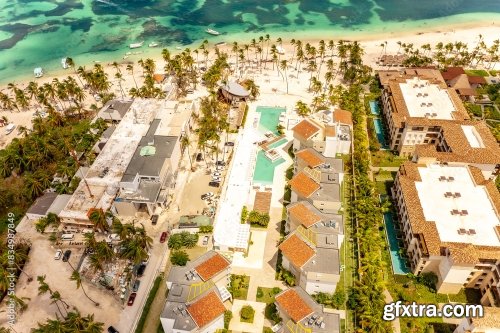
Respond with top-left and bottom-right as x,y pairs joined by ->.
194,253 -> 230,281
253,191 -> 272,214
333,109 -> 353,125
396,162 -> 500,263
275,289 -> 314,322
288,202 -> 322,228
295,149 -> 325,168
384,74 -> 470,129
414,121 -> 500,165
471,306 -> 500,328
468,75 -> 486,85
279,234 -> 315,268
187,291 -> 225,328
292,119 -> 321,140
441,67 -> 465,81
289,172 -> 320,198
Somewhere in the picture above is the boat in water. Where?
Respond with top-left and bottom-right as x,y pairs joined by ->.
205,28 -> 220,36
215,41 -> 226,47
148,42 -> 159,48
34,67 -> 44,78
129,41 -> 144,49
61,57 -> 70,69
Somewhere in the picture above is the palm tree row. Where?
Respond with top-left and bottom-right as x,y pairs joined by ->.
128,58 -> 165,98
34,275 -> 104,332
0,77 -> 86,116
0,238 -> 31,298
396,38 -> 500,69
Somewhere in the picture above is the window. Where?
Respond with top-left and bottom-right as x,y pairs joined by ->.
412,126 -> 424,131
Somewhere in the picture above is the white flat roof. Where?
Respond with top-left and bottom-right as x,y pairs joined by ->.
399,77 -> 456,120
415,164 -> 500,247
59,99 -> 165,221
461,125 -> 485,148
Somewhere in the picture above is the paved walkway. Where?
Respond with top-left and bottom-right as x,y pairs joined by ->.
229,300 -> 267,333
383,289 -> 401,333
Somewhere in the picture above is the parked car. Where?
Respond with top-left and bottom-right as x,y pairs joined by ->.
187,89 -> 194,94
54,249 -> 62,260
62,250 -> 71,262
216,160 -> 226,166
151,214 -> 158,225
208,181 -> 220,187
160,231 -> 168,243
211,177 -> 221,182
127,292 -> 137,306
132,280 -> 141,292
216,166 -> 224,171
212,172 -> 221,177
225,142 -> 234,146
202,236 -> 210,246
5,124 -> 16,135
137,263 -> 146,277
196,153 -> 203,162
107,326 -> 119,333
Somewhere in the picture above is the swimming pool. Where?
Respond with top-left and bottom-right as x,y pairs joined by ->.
373,118 -> 389,149
253,151 -> 285,185
252,106 -> 287,184
255,106 -> 286,135
369,100 -> 381,115
384,212 -> 410,275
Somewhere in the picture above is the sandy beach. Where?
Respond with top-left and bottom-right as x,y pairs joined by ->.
1,24 -> 499,149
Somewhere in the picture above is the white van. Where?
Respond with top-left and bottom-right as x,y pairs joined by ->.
61,234 -> 74,241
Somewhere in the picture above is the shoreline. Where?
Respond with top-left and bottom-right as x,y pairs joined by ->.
1,13 -> 500,86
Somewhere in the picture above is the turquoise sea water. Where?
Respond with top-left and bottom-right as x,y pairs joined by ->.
1,1 -> 500,83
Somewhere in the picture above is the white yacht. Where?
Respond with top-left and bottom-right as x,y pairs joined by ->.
61,57 -> 70,69
34,67 -> 44,78
205,28 -> 220,36
148,42 -> 159,48
129,41 -> 144,49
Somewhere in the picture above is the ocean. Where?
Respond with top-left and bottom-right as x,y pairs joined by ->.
1,0 -> 500,83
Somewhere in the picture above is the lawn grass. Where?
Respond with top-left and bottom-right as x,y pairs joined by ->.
135,275 -> 163,333
490,70 -> 499,76
184,246 -> 208,260
371,150 -> 408,167
263,327 -> 273,333
465,69 -> 489,77
485,105 -> 500,121
230,274 -> 250,300
256,287 -> 282,303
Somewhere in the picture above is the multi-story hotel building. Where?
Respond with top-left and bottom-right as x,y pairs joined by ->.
380,70 -> 470,156
392,162 -> 500,299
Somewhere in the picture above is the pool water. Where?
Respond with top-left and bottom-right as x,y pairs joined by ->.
373,118 -> 389,149
253,151 -> 286,185
255,106 -> 286,134
384,212 -> 410,275
252,106 -> 287,184
369,100 -> 381,115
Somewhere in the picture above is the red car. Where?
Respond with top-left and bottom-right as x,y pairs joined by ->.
160,231 -> 168,243
127,292 -> 137,306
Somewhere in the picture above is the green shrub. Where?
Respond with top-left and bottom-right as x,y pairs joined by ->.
240,305 -> 255,323
199,225 -> 213,233
224,310 -> 232,329
256,287 -> 264,299
241,206 -> 248,224
170,250 -> 189,266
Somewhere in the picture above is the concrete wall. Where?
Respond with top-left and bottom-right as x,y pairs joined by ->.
199,316 -> 224,333
312,199 -> 341,214
113,201 -> 138,217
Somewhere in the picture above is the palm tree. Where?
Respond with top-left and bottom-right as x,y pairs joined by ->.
115,72 -> 125,99
280,60 -> 289,94
70,269 -> 99,306
181,135 -> 193,170
89,209 -> 109,232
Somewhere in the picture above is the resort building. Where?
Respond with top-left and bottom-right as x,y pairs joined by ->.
25,192 -> 71,221
412,120 -> 500,180
58,99 -> 197,227
454,307 -> 500,333
440,67 -> 487,102
379,70 -> 470,156
289,150 -> 344,215
96,100 -> 133,123
392,162 -> 500,296
292,109 -> 352,157
280,203 -> 343,294
161,251 -> 231,333
274,287 -> 340,333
